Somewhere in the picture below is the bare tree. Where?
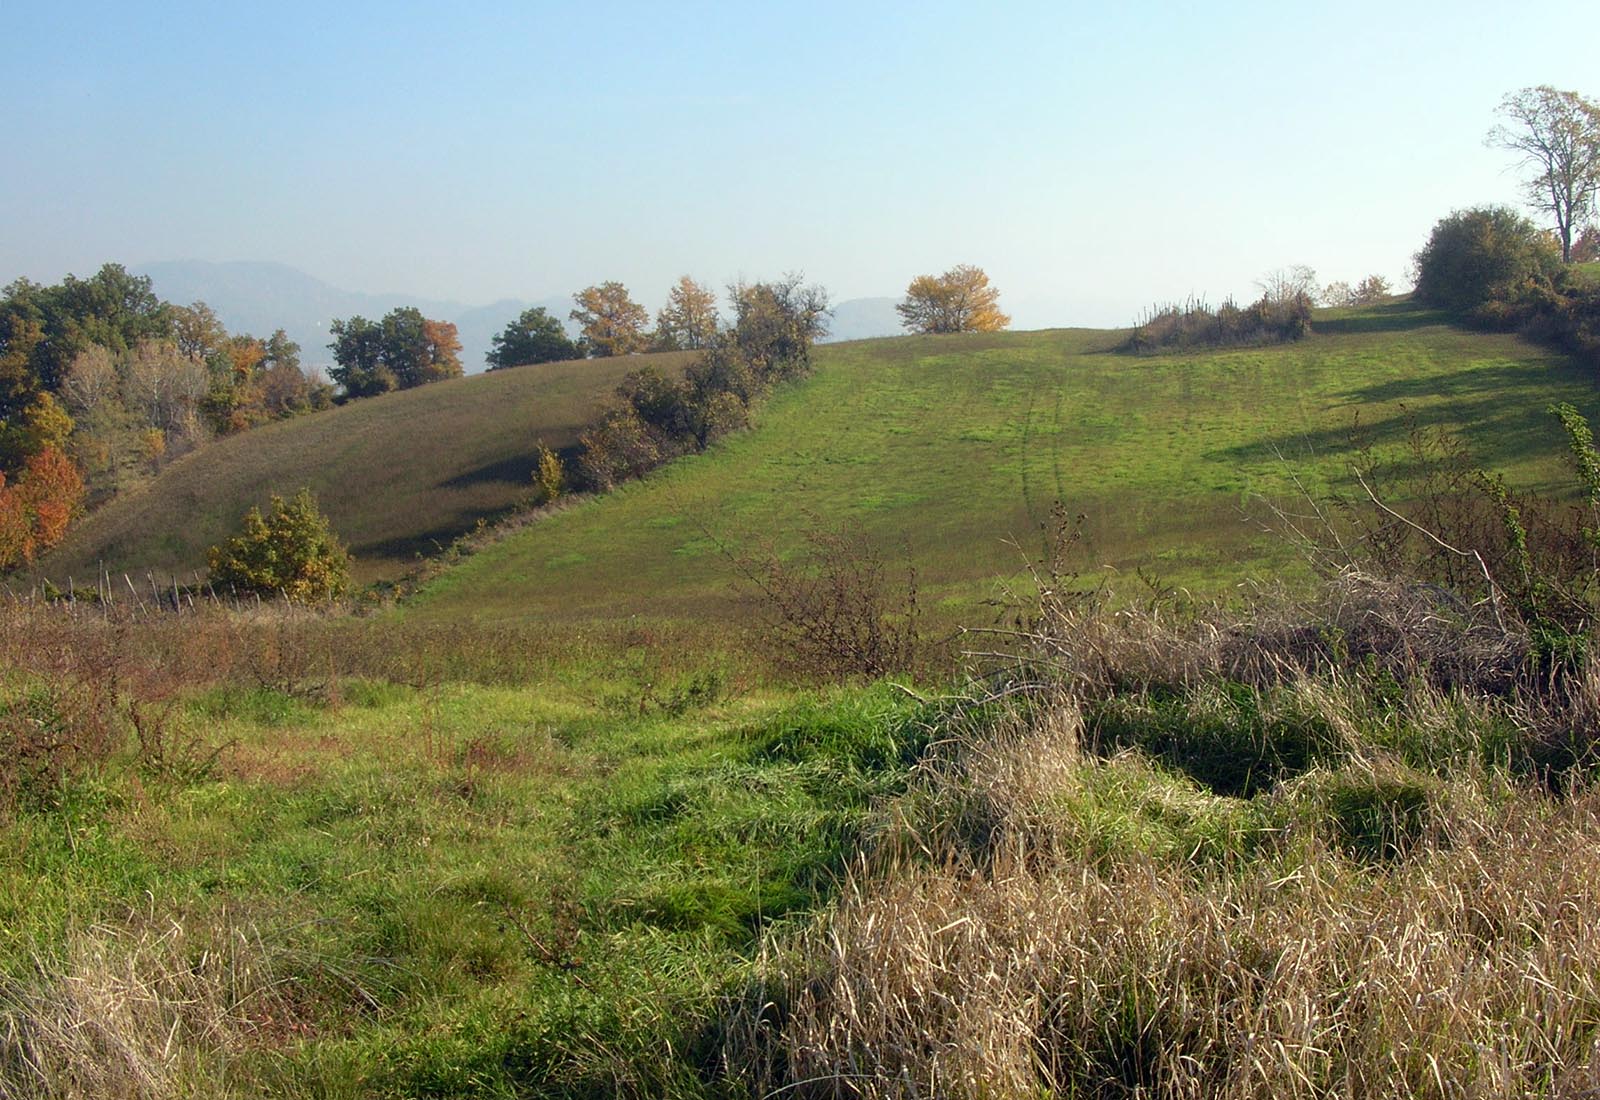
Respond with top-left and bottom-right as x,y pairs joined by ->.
125,339 -> 209,438
59,344 -> 120,415
1488,86 -> 1600,263
1256,265 -> 1319,305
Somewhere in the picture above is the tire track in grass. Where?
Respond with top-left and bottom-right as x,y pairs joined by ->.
1018,380 -> 1038,528
1050,381 -> 1067,506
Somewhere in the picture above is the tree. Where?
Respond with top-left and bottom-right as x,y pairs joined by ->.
171,301 -> 228,364
0,391 -> 74,475
207,488 -> 350,601
0,445 -> 85,570
328,315 -> 394,398
1574,225 -> 1600,264
1321,274 -> 1391,308
415,317 -> 464,385
1488,86 -> 1600,263
59,344 -> 119,416
896,265 -> 1010,334
125,338 -> 209,438
1256,265 -> 1319,304
570,282 -> 649,357
327,308 -> 461,398
1353,274 -> 1392,303
1413,206 -> 1560,312
654,276 -> 720,350
486,307 -> 578,369
729,275 -> 831,381
1321,281 -> 1357,308
381,307 -> 462,388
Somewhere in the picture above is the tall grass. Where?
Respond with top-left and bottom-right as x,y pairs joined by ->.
734,572 -> 1600,1097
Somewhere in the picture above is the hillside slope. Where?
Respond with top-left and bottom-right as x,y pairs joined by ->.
37,352 -> 695,584
409,302 -> 1600,625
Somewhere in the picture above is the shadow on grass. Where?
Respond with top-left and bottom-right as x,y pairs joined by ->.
439,453 -> 540,490
356,511 -> 512,564
1312,300 -> 1446,336
1331,362 -> 1589,409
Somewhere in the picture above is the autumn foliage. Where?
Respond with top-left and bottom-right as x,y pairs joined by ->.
896,264 -> 1011,334
0,446 -> 86,569
207,488 -> 350,601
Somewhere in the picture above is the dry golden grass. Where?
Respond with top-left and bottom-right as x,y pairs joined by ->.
731,575 -> 1600,1099
0,911 -> 296,1100
754,703 -> 1600,1098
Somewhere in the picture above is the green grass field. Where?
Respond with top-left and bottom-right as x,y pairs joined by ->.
9,304 -> 1600,1096
0,625 -> 928,1097
40,303 -> 1596,623
412,301 -> 1599,626
35,352 -> 695,585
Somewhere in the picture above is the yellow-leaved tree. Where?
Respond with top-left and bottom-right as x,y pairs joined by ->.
896,264 -> 1011,334
207,488 -> 350,602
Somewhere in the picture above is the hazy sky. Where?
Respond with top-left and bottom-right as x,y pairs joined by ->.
2,0 -> 1594,327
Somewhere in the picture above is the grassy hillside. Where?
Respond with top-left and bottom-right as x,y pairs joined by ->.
36,352 -> 695,584
412,301 -> 1600,625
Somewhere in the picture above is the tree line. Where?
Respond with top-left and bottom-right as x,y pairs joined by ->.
0,265 -> 331,569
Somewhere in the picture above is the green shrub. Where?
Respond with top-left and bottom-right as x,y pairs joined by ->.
207,487 -> 350,602
1413,205 -> 1560,314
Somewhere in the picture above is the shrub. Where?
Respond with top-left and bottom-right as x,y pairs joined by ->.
1412,205 -> 1560,314
0,680 -> 119,813
1124,292 -> 1312,353
729,522 -> 924,681
531,443 -> 566,505
207,488 -> 350,602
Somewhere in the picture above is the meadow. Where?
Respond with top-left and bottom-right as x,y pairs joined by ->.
0,605 -> 931,1096
411,301 -> 1597,627
10,304 -> 1600,1097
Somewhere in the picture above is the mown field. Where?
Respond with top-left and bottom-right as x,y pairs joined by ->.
412,301 -> 1599,626
34,352 -> 696,586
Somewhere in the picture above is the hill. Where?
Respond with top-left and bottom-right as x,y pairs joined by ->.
36,302 -> 1600,612
36,352 -> 696,585
821,296 -> 903,342
409,301 -> 1600,625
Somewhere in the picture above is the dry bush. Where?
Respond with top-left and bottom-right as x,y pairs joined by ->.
729,522 -> 927,682
0,678 -> 120,813
0,913 -> 298,1099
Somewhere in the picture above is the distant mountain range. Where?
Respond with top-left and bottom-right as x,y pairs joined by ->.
133,261 -> 905,374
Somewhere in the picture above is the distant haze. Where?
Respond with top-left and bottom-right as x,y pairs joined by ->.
4,3 -> 1593,329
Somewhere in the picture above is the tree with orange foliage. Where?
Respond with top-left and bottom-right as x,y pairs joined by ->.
896,265 -> 1011,334
0,445 -> 85,569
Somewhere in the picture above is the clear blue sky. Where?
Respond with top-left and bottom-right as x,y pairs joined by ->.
1,0 -> 1594,327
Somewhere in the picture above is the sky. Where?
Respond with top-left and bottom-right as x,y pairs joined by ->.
1,0 -> 1595,328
